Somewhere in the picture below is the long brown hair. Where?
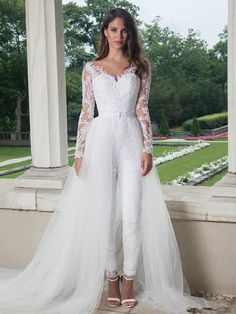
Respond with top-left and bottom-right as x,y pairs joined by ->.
95,8 -> 150,78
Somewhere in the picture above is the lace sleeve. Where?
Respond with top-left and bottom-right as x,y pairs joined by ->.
74,63 -> 95,158
136,63 -> 153,154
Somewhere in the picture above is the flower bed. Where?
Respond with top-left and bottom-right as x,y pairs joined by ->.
152,136 -> 168,140
185,132 -> 228,141
169,156 -> 228,186
153,141 -> 210,166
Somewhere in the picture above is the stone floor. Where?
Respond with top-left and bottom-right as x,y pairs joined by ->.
96,292 -> 236,314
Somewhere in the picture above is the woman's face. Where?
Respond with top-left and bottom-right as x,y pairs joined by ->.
104,17 -> 128,50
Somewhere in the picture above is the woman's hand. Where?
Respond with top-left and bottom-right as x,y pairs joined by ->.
74,157 -> 83,176
141,152 -> 153,176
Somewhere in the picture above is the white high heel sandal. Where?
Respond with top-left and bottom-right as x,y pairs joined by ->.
120,274 -> 137,308
106,272 -> 121,307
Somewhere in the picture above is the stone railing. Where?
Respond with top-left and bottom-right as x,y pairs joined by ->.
0,132 -> 30,145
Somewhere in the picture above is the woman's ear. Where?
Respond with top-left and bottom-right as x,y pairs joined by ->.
104,28 -> 107,38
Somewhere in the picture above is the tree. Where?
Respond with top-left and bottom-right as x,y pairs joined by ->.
208,26 -> 227,112
0,0 -> 228,137
159,110 -> 170,136
0,0 -> 28,135
191,117 -> 200,136
141,19 -> 227,128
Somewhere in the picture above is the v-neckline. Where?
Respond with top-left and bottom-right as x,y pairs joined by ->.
90,61 -> 135,82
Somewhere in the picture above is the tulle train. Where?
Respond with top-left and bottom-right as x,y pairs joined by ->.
0,117 -> 221,314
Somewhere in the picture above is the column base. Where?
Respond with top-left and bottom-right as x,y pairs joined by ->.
210,173 -> 236,199
1,166 -> 72,211
15,166 -> 71,190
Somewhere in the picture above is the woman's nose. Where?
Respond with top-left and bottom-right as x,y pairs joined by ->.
119,31 -> 125,38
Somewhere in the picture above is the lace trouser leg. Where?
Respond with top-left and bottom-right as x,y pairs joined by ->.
106,129 -> 142,277
118,150 -> 142,278
105,146 -> 142,279
105,165 -> 119,278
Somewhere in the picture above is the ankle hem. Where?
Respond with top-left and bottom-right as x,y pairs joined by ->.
106,270 -> 119,279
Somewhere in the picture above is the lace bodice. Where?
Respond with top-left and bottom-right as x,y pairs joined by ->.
74,61 -> 153,158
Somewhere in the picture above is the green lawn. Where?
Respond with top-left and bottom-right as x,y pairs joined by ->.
199,169 -> 227,186
155,142 -> 227,184
0,160 -> 31,171
172,126 -> 184,131
153,144 -> 187,157
0,146 -> 31,161
2,169 -> 27,179
0,143 -> 75,178
0,142 -> 75,162
0,141 -> 228,185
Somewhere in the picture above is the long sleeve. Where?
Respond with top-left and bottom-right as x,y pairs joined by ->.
74,64 -> 95,158
136,64 -> 153,154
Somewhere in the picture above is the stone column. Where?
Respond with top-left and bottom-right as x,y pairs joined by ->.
15,0 -> 70,191
228,0 -> 236,175
25,0 -> 68,168
211,0 -> 236,198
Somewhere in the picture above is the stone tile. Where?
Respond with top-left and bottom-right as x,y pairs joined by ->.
98,293 -> 129,313
0,179 -> 36,210
97,292 -> 236,314
37,189 -> 61,211
96,311 -> 125,314
127,302 -> 164,314
98,293 -> 164,313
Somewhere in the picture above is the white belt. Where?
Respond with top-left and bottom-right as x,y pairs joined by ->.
99,111 -> 136,118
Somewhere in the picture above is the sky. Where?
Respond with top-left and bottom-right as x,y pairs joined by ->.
62,0 -> 228,48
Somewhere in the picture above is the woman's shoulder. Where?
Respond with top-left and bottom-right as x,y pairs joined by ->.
83,60 -> 94,71
82,59 -> 101,76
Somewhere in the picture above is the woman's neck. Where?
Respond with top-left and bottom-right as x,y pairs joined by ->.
105,48 -> 127,62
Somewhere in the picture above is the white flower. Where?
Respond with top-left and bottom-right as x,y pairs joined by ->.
153,142 -> 210,166
169,156 -> 228,185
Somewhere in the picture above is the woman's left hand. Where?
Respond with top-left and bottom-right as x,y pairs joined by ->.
141,152 -> 153,176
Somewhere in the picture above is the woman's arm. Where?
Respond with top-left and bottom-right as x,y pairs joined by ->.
136,62 -> 153,155
74,63 -> 95,159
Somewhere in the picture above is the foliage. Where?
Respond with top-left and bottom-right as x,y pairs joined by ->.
190,117 -> 200,136
156,141 -> 227,184
153,141 -> 209,165
141,18 -> 227,127
0,0 -> 228,134
183,112 -> 227,130
170,155 -> 228,186
0,0 -> 27,132
159,110 -> 170,136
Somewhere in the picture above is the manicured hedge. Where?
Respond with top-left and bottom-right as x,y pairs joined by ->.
183,112 -> 228,131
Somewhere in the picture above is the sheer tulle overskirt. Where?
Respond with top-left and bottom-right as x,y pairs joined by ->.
0,117 -> 220,314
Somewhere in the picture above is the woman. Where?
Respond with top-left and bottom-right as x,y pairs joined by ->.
74,7 -> 153,310
0,7 -> 220,314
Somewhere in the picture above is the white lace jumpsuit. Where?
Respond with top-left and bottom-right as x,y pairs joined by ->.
74,61 -> 153,279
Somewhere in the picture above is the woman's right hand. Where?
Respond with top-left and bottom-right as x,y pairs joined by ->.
74,157 -> 83,176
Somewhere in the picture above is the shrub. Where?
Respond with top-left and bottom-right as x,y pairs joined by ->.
191,117 -> 200,136
159,110 -> 170,136
183,112 -> 228,131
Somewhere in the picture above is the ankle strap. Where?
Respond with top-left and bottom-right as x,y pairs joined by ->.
122,274 -> 135,281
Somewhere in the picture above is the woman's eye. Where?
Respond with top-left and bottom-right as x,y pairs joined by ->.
110,28 -> 127,34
